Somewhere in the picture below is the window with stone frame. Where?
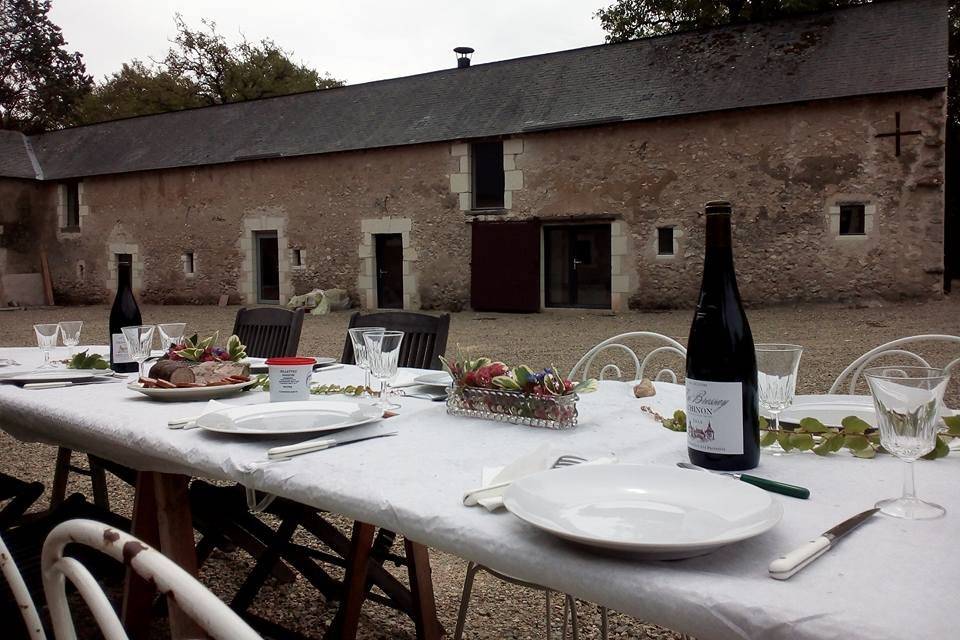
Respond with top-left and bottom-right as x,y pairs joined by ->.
64,181 -> 80,228
657,226 -> 675,255
839,204 -> 866,236
472,141 -> 505,209
182,251 -> 195,275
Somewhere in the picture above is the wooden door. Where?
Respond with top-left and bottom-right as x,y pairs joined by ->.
471,221 -> 540,312
255,231 -> 280,304
375,234 -> 404,309
544,224 -> 611,308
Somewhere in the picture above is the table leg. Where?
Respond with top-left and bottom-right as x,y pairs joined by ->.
153,472 -> 206,640
326,521 -> 376,640
49,447 -> 71,509
403,539 -> 443,640
122,471 -> 161,639
121,472 -> 206,640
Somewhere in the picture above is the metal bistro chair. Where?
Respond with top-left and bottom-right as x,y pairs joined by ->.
456,332 -> 688,640
569,331 -> 688,383
829,334 -> 960,395
189,311 -> 450,635
232,306 -> 305,358
1,518 -> 262,640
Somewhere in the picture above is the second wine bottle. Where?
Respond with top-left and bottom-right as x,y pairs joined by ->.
685,200 -> 760,471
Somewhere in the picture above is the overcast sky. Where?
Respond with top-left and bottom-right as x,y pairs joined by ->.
50,1 -> 611,86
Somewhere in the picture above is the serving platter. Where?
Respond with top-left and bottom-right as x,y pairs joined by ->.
503,464 -> 782,559
127,379 -> 258,401
194,400 -> 382,435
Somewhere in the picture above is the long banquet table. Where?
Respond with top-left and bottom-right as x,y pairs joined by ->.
0,345 -> 956,640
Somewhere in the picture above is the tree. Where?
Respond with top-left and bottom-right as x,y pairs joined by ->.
0,0 -> 92,133
596,0 -> 869,41
78,14 -> 343,123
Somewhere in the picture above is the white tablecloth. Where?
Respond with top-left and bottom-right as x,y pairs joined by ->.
0,346 -> 955,640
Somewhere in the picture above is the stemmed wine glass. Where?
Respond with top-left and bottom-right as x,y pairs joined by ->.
158,323 -> 187,351
864,366 -> 949,520
122,325 -> 156,379
348,327 -> 385,400
756,344 -> 803,454
363,330 -> 404,411
58,321 -> 83,357
33,324 -> 60,369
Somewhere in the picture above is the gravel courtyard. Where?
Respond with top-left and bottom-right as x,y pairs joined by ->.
1,296 -> 957,639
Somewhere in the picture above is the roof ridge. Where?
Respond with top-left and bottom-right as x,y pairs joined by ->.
21,133 -> 44,180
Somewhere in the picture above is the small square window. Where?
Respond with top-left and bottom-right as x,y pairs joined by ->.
657,227 -> 675,255
839,204 -> 866,236
183,251 -> 195,274
65,181 -> 80,228
292,248 -> 305,267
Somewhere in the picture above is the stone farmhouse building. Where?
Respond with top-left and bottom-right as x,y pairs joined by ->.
0,0 -> 950,312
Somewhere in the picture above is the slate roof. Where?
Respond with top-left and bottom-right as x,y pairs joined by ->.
8,0 -> 950,181
0,130 -> 40,179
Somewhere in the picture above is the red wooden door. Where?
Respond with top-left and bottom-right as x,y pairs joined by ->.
471,221 -> 541,312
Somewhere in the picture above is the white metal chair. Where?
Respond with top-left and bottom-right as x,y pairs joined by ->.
454,561 -> 605,640
569,331 -> 687,383
1,518 -> 263,640
828,334 -> 960,395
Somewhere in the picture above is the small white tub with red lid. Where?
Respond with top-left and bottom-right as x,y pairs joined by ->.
265,357 -> 316,402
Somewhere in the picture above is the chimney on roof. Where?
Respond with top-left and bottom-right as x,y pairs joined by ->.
454,47 -> 474,68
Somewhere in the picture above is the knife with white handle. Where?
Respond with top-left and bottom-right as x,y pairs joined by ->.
769,507 -> 879,580
267,425 -> 397,460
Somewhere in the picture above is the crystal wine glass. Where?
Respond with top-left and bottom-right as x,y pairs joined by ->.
756,344 -> 803,454
363,330 -> 404,412
864,366 -> 949,520
33,324 -> 60,369
348,327 -> 385,399
157,323 -> 187,351
122,325 -> 156,379
58,321 -> 83,357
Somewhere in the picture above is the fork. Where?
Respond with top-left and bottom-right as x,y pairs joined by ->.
462,454 -> 586,506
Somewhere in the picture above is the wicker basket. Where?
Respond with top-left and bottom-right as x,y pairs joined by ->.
445,386 -> 579,430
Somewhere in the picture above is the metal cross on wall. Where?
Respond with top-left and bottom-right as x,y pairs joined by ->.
875,111 -> 922,157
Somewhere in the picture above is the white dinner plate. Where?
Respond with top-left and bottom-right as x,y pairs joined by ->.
1,370 -> 105,384
127,379 -> 258,401
413,372 -> 453,388
503,464 -> 782,559
194,400 -> 382,435
769,394 -> 876,429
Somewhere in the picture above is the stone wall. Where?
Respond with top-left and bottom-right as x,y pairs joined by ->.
508,91 -> 946,307
28,89 -> 945,310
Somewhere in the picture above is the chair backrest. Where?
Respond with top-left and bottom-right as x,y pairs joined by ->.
41,519 -> 262,640
232,307 -> 305,358
1,532 -> 45,639
340,311 -> 451,370
568,332 -> 688,383
828,334 -> 960,395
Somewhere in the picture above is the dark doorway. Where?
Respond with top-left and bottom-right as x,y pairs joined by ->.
471,221 -> 540,312
255,231 -> 280,304
375,233 -> 403,309
544,224 -> 612,308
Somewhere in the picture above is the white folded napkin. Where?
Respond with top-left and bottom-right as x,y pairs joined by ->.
469,444 -> 618,512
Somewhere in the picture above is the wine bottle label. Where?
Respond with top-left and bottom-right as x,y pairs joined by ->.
111,333 -> 135,364
685,378 -> 744,455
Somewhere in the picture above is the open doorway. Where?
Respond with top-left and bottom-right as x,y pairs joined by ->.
375,233 -> 403,309
255,231 -> 280,304
544,224 -> 612,309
